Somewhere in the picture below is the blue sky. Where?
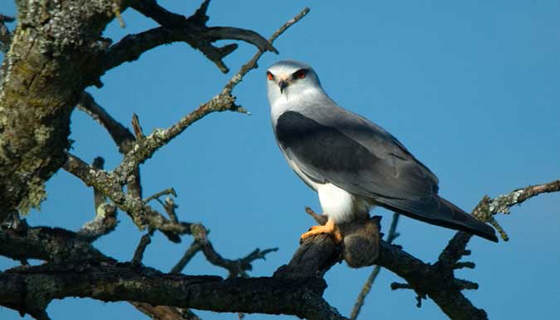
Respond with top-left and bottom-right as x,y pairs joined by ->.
1,1 -> 559,319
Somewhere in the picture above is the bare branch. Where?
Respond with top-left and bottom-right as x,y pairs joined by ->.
63,154 -> 190,241
145,188 -> 177,204
146,191 -> 181,227
171,241 -> 203,274
92,157 -> 107,209
431,177 -> 560,299
75,7 -> 313,247
72,8 -> 307,240
191,223 -> 278,278
454,262 -> 475,270
377,240 -> 488,319
490,179 -> 560,213
305,206 -> 328,225
0,14 -> 14,23
0,220 -> 273,320
376,179 -> 560,318
112,7 -> 310,187
0,225 -> 109,263
113,0 -> 276,73
288,213 -> 487,319
390,282 -> 412,290
0,14 -> 13,53
223,7 -> 310,94
5,173 -> 557,320
133,238 -> 207,320
75,157 -> 118,242
471,179 -> 560,241
104,27 -> 205,71
131,302 -> 201,320
77,93 -> 144,200
438,231 -> 473,268
190,0 -> 210,26
350,267 -> 381,320
0,218 -> 198,320
163,197 -> 180,224
454,279 -> 479,290
274,234 -> 341,279
131,233 -> 152,265
131,113 -> 145,140
77,203 -> 118,242
0,261 -> 346,320
77,92 -> 135,153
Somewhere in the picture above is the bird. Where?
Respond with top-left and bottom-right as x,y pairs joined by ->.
265,60 -> 498,243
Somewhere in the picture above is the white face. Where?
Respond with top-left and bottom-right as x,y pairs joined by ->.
266,60 -> 322,106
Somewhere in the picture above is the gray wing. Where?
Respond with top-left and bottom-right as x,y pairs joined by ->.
274,109 -> 497,242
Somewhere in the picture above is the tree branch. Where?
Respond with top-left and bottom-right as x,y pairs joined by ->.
1,178 -> 557,319
0,261 -> 346,320
0,224 -> 109,263
171,241 -> 203,274
8,3 -> 556,319
490,179 -> 560,212
131,233 -> 152,265
0,213 -> 276,320
378,179 -> 560,318
64,8 -> 310,243
145,188 -> 177,204
131,302 -> 201,320
0,0 -> 281,222
190,224 -> 278,278
63,153 -> 190,241
378,239 -> 487,319
470,179 -> 560,241
112,6 -> 310,186
114,0 -> 276,73
0,14 -> 13,53
0,0 -> 129,221
77,92 -> 136,153
76,157 -> 118,242
77,92 -> 146,202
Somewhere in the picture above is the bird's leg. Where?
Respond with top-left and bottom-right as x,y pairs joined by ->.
300,218 -> 343,243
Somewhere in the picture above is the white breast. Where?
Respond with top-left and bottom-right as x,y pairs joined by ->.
316,183 -> 355,223
284,155 -> 363,224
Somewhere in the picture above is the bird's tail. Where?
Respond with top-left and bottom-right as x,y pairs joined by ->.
435,197 -> 498,242
377,196 -> 498,242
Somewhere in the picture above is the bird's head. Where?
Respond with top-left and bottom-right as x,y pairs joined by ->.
266,60 -> 322,104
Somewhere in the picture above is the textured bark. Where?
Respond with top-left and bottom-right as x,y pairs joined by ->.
379,239 -> 487,320
0,224 -> 109,263
0,231 -> 343,320
0,1 -> 557,319
0,219 -> 479,320
0,262 -> 339,319
0,0 -> 121,219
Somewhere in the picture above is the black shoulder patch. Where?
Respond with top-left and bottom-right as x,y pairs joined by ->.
275,111 -> 378,173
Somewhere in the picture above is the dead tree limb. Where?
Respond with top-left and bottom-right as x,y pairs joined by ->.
0,0 -> 277,222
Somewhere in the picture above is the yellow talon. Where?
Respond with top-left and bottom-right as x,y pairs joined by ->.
300,219 -> 343,243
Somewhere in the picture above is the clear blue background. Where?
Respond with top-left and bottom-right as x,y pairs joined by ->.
1,1 -> 559,319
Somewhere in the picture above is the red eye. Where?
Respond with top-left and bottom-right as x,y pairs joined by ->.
293,69 -> 308,79
267,72 -> 274,81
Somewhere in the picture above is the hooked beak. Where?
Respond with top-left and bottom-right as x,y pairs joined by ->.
278,80 -> 288,93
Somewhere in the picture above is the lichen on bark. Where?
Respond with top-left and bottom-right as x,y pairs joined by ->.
0,0 -> 123,220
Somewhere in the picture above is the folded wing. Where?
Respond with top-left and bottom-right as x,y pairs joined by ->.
275,109 -> 497,242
